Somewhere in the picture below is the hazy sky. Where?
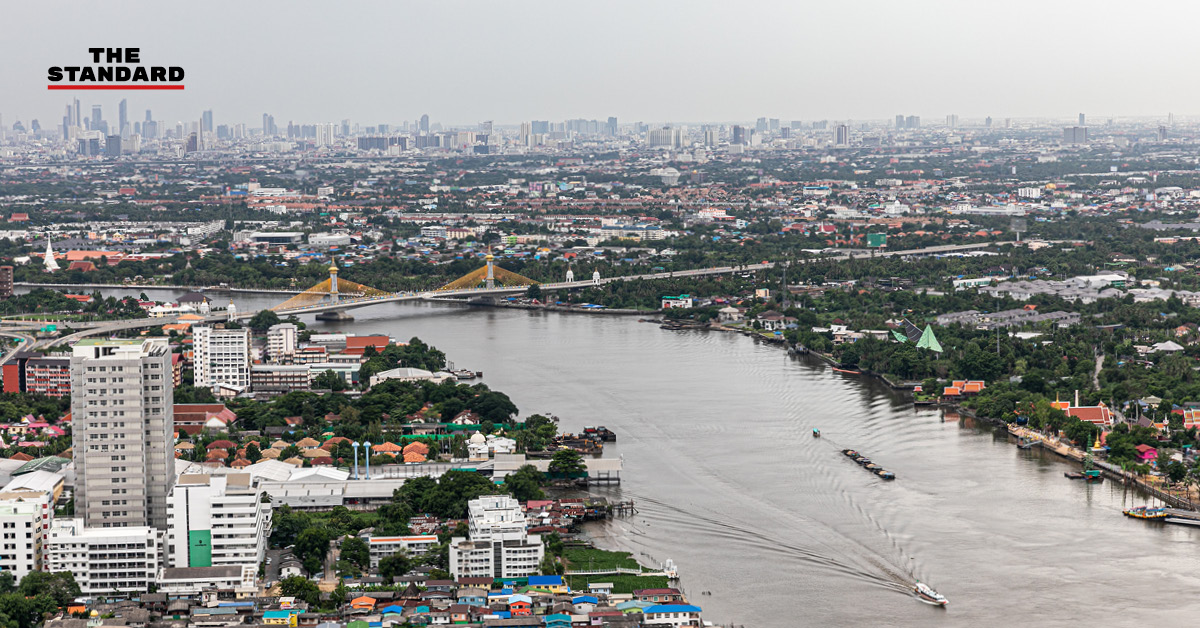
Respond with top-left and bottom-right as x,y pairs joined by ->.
3,0 -> 1198,129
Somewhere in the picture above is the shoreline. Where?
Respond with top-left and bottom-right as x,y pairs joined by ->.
663,321 -> 1197,512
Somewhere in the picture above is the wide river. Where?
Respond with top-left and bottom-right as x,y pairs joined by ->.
65,289 -> 1200,626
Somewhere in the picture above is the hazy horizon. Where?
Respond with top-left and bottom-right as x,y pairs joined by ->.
3,0 -> 1198,128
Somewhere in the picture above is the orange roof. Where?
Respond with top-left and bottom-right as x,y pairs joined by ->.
372,442 -> 403,453
350,596 -> 376,609
403,452 -> 427,463
402,442 -> 429,455
943,387 -> 961,396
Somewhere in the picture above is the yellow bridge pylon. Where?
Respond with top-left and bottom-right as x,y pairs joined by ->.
273,264 -> 390,311
438,254 -> 536,291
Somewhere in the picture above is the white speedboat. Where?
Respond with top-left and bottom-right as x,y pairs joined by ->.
915,582 -> 948,606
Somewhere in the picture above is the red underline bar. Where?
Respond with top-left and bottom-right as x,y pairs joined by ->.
47,85 -> 185,90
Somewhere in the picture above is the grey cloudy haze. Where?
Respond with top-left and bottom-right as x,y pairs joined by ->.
3,0 -> 1198,128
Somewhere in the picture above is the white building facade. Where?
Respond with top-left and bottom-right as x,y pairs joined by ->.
165,473 -> 271,572
266,323 -> 298,364
71,338 -> 174,530
449,495 -> 543,579
44,518 -> 160,595
193,326 -> 251,392
0,491 -> 53,580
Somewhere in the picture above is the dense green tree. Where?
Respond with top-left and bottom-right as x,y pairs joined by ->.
340,536 -> 370,573
248,309 -> 282,332
505,464 -> 545,501
378,552 -> 413,583
278,576 -> 321,607
548,449 -> 586,477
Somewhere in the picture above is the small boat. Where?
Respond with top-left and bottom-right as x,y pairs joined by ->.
875,470 -> 896,480
1124,507 -> 1168,519
914,582 -> 948,606
1017,438 -> 1035,450
832,367 -> 860,374
812,428 -> 821,438
1064,472 -> 1085,480
1165,517 -> 1200,527
856,457 -> 872,466
843,449 -> 858,457
450,369 -> 479,380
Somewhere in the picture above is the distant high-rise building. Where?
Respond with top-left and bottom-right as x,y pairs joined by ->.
835,124 -> 850,146
946,114 -> 958,128
769,118 -> 780,132
479,120 -> 493,136
90,105 -> 104,133
201,109 -> 213,133
118,99 -> 128,137
985,116 -> 993,128
530,120 -> 549,135
755,117 -> 768,133
647,126 -> 683,149
77,137 -> 101,156
105,135 -> 122,156
732,125 -> 746,145
895,114 -> 905,129
185,133 -> 198,152
702,126 -> 718,146
73,99 -> 81,128
1158,125 -> 1168,142
145,109 -> 152,122
1078,113 -> 1086,126
419,114 -> 430,133
71,338 -> 175,530
340,119 -> 350,136
780,126 -> 791,139
1063,126 -> 1088,144
315,123 -> 335,147
905,115 -> 920,129
606,116 -> 618,136
812,120 -> 828,130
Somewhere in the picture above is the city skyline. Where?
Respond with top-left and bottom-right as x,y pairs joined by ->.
4,0 -> 1200,126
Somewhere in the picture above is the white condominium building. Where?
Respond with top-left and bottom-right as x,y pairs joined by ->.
449,495 -> 543,579
193,326 -> 251,392
266,323 -> 298,363
0,490 -> 53,580
44,518 -> 160,596
165,473 -> 271,572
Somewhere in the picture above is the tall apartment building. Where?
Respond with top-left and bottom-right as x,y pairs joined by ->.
165,473 -> 271,571
3,352 -> 71,397
70,338 -> 174,530
266,323 -> 298,363
44,518 -> 159,595
193,326 -> 251,392
449,495 -> 543,579
0,489 -> 53,580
